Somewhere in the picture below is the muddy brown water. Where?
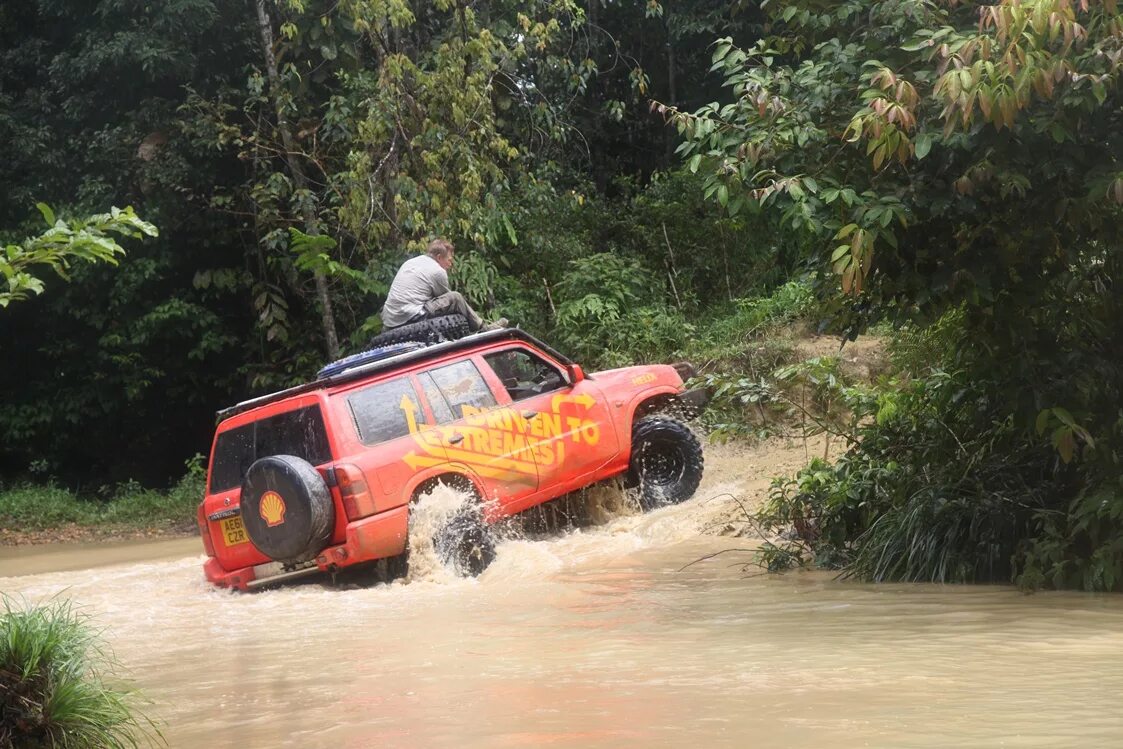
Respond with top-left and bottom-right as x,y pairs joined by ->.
3,442 -> 1123,748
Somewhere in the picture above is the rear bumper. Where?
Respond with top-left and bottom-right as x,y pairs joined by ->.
203,504 -> 409,592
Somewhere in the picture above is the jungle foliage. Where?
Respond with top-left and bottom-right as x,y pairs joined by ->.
0,0 -> 783,488
0,205 -> 157,309
0,597 -> 160,747
4,0 -> 1122,593
676,0 -> 1123,590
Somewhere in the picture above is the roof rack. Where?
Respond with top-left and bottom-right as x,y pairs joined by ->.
214,327 -> 573,422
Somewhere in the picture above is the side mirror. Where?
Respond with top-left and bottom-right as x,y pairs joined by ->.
567,364 -> 585,384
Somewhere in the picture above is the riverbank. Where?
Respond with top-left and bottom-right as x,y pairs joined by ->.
0,434 -> 834,554
1,330 -> 885,549
0,470 -> 202,546
0,521 -> 196,547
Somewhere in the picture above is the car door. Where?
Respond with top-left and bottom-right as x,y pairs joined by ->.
420,358 -> 540,503
480,345 -> 620,491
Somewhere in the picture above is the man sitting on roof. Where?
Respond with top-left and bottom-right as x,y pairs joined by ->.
380,238 -> 506,333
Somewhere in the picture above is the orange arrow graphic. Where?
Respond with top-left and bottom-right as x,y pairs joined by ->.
442,445 -> 537,477
403,450 -> 534,485
400,393 -> 420,434
551,392 -> 595,411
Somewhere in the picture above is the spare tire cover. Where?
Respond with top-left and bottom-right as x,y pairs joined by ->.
240,455 -> 334,563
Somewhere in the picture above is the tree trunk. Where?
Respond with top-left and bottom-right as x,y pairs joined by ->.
664,17 -> 677,167
252,0 -> 340,359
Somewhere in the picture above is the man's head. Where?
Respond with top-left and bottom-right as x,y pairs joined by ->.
427,239 -> 455,271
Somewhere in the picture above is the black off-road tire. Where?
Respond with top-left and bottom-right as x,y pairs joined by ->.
240,455 -> 335,564
368,313 -> 470,348
417,475 -> 496,576
434,507 -> 497,577
628,416 -> 704,511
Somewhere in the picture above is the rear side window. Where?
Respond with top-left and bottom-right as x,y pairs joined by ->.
347,377 -> 427,445
426,360 -> 496,422
417,372 -> 456,424
209,405 -> 332,493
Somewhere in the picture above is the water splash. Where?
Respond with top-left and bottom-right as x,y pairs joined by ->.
401,482 -> 477,584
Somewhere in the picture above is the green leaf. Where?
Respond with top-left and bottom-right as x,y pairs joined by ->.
1052,427 -> 1075,463
712,40 -> 732,65
36,203 -> 55,226
1092,80 -> 1107,105
1052,406 -> 1076,428
1035,408 -> 1050,435
502,215 -> 518,246
900,37 -> 933,52
914,133 -> 933,160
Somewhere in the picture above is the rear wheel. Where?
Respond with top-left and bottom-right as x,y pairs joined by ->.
370,551 -> 410,584
434,507 -> 496,576
628,416 -> 704,510
416,475 -> 497,577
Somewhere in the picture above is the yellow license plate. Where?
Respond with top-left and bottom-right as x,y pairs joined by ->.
221,516 -> 249,547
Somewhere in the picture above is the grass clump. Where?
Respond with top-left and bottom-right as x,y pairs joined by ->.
1,597 -> 160,748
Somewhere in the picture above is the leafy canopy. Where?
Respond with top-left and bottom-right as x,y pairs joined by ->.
1,205 -> 157,308
671,0 -> 1123,327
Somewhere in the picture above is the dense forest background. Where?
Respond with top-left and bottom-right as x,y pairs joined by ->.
3,0 -> 1122,590
0,0 -> 781,487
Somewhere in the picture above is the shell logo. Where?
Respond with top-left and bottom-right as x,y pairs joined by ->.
259,491 -> 286,527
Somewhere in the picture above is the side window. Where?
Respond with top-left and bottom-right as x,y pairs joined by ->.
347,377 -> 427,445
483,348 -> 566,402
417,372 -> 456,424
427,360 -> 497,421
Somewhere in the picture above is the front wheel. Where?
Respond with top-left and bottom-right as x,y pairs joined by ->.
628,416 -> 704,510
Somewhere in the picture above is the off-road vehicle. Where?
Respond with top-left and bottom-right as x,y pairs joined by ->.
198,328 -> 706,590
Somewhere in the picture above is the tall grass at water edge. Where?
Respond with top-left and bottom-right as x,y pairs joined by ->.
1,597 -> 161,747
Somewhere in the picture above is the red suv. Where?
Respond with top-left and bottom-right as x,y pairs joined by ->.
198,329 -> 705,590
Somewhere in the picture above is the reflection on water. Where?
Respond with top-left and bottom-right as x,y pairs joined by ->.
3,447 -> 1123,748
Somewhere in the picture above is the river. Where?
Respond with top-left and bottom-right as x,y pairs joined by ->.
2,441 -> 1122,748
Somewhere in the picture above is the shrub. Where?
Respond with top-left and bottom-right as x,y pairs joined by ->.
0,597 -> 160,747
551,253 -> 694,366
756,364 -> 1089,586
0,455 -> 205,534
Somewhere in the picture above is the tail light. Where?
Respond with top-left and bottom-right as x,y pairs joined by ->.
197,503 -> 216,557
335,464 -> 377,520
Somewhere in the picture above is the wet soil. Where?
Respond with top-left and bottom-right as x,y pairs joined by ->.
0,520 -> 195,547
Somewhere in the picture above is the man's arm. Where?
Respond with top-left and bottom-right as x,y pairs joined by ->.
428,263 -> 451,296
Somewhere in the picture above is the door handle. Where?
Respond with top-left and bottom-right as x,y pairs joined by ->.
521,410 -> 539,420
447,433 -> 464,445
